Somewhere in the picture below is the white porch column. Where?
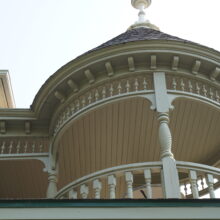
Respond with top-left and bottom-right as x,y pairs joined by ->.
154,72 -> 180,198
46,170 -> 58,198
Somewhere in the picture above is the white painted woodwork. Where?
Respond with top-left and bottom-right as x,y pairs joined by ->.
1,206 -> 220,220
210,67 -> 220,81
189,170 -> 199,199
108,175 -> 116,199
144,169 -> 152,198
67,79 -> 79,93
153,72 -> 170,113
68,189 -> 77,199
161,157 -> 180,198
54,91 -> 65,103
150,55 -> 157,69
128,56 -> 135,71
0,121 -> 6,134
105,62 -> 114,77
157,113 -> 173,159
84,69 -> 95,84
125,172 -> 133,198
93,179 -> 102,199
157,112 -> 180,198
171,56 -> 179,71
80,184 -> 89,199
46,170 -> 58,198
206,174 -> 215,198
192,60 -> 201,75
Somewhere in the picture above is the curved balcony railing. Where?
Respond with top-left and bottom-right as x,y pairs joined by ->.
55,161 -> 220,199
176,161 -> 220,198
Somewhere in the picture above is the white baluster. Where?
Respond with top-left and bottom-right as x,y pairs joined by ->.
144,169 -> 152,199
202,85 -> 207,97
95,90 -> 99,101
24,142 -> 28,153
81,97 -> 86,108
16,141 -> 20,154
76,100 -> 80,111
209,88 -> 214,99
1,142 -> 5,154
189,170 -> 199,198
9,141 -> 13,154
68,189 -> 77,199
109,84 -> 114,97
80,184 -> 89,199
102,87 -> 106,99
32,142 -> 36,153
143,77 -> 148,90
39,144 -> 43,153
93,179 -> 102,199
180,79 -> 185,91
88,93 -> 92,104
125,172 -> 133,199
134,78 -> 139,91
125,80 -> 130,93
206,174 -> 215,198
172,77 -> 177,90
117,82 -> 122,94
188,80 -> 193,93
108,175 -> 116,199
196,83 -> 200,94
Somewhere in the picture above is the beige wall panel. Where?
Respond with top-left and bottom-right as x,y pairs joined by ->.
0,160 -> 47,198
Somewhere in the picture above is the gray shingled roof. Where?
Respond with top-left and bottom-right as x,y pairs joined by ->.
87,27 -> 191,54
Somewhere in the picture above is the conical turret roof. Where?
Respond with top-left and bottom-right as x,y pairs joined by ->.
89,27 -> 191,53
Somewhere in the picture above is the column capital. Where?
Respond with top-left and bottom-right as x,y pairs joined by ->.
157,112 -> 169,124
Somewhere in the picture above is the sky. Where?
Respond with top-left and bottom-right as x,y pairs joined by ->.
0,0 -> 220,108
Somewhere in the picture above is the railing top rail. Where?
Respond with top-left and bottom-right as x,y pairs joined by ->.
176,161 -> 220,176
56,161 -> 162,198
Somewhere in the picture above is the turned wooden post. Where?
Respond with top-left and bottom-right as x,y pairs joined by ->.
108,175 -> 116,199
93,179 -> 102,199
189,170 -> 199,199
153,72 -> 180,199
46,170 -> 58,198
68,189 -> 77,199
144,169 -> 152,198
206,174 -> 215,199
80,184 -> 89,199
125,172 -> 133,198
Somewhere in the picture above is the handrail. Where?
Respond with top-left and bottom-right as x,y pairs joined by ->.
55,161 -> 162,198
176,161 -> 220,176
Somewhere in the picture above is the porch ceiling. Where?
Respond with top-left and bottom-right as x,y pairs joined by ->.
57,97 -> 220,189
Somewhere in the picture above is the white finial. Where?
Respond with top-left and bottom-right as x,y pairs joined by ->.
131,0 -> 151,23
129,0 -> 159,30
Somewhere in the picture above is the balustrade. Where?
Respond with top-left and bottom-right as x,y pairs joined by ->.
177,161 -> 220,199
55,161 -> 220,200
0,140 -> 48,155
166,75 -> 220,104
53,75 -> 153,136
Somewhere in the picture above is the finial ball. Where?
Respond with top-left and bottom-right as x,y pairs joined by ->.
131,0 -> 151,9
